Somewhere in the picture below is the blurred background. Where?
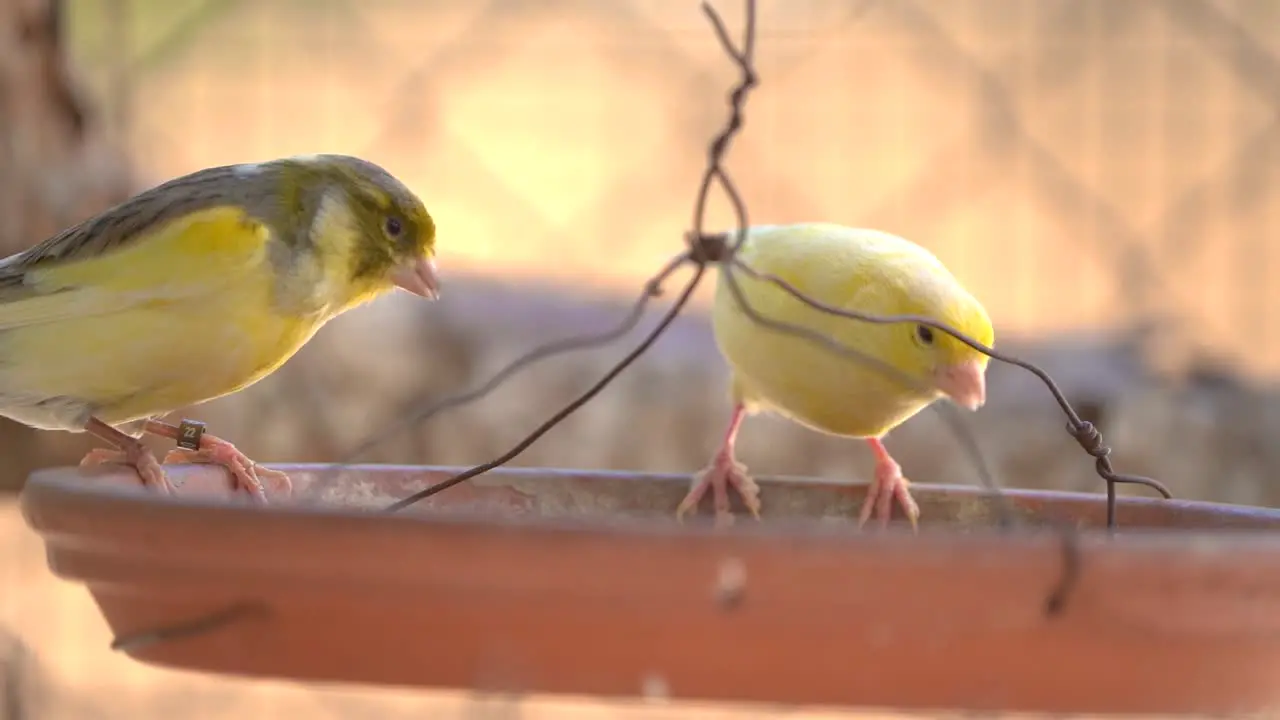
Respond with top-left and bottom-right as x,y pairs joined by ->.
4,0 -> 1280,716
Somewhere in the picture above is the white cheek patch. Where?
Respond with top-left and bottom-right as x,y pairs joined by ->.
311,189 -> 354,241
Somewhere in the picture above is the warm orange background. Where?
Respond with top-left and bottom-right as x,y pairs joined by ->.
4,1 -> 1279,717
70,0 -> 1280,377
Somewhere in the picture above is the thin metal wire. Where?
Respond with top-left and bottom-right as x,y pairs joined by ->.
374,0 -> 1164,535
384,261 -> 705,512
380,0 -> 762,512
727,255 -> 1175,508
315,250 -> 692,486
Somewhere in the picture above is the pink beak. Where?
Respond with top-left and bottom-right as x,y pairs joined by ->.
934,359 -> 987,411
390,256 -> 440,300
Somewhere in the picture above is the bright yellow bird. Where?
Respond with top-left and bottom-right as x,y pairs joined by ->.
679,223 -> 994,528
0,154 -> 440,500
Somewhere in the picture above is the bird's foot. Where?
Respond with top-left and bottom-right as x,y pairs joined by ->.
676,452 -> 761,528
79,446 -> 176,495
162,434 -> 291,502
859,458 -> 920,531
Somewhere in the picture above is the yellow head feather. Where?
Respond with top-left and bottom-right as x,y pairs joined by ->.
877,266 -> 995,381
712,223 -> 995,436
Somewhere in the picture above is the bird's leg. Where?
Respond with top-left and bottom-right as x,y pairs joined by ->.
80,417 -> 176,494
677,403 -> 760,527
859,437 -> 920,531
141,419 -> 291,502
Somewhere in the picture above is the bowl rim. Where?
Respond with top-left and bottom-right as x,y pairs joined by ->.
21,462 -> 1280,544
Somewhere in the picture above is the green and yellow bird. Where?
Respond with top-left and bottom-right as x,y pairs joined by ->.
0,154 -> 440,500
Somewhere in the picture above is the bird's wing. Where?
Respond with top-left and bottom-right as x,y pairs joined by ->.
0,205 -> 273,330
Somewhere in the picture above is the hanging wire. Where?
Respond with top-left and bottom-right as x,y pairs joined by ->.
357,0 -> 1169,534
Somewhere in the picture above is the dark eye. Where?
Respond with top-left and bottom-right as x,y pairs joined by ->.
384,216 -> 403,237
915,325 -> 935,345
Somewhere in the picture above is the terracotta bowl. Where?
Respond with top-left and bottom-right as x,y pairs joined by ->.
19,463 -> 1280,716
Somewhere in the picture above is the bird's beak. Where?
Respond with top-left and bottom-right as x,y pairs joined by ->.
391,256 -> 440,300
934,359 -> 987,411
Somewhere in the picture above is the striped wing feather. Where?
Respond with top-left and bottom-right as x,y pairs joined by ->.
0,206 -> 272,330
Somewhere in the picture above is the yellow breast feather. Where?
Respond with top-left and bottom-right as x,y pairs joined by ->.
684,222 -> 995,529
0,207 -> 316,430
0,207 -> 270,328
712,225 -> 956,437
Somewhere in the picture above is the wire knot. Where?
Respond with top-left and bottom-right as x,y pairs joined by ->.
686,231 -> 731,265
1068,420 -> 1110,460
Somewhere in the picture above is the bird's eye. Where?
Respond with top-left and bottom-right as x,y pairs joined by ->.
384,216 -> 403,237
915,325 -> 935,345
